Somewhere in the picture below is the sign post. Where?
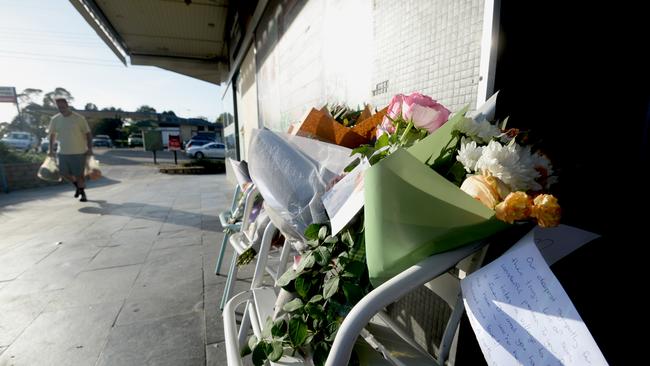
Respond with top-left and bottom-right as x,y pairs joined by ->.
0,87 -> 21,125
143,130 -> 163,164
168,135 -> 181,165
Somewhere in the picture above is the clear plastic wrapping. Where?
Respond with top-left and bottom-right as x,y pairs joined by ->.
248,129 -> 353,243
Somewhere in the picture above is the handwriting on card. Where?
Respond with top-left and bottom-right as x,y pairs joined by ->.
462,240 -> 608,366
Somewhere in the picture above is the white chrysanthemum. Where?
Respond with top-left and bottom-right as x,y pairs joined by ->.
455,116 -> 501,143
456,137 -> 483,172
475,140 -> 541,191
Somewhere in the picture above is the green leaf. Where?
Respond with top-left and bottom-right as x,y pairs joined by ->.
271,319 -> 287,338
304,302 -> 325,320
304,224 -> 321,240
368,150 -> 387,165
449,161 -> 467,186
295,253 -> 316,273
242,335 -> 256,357
313,342 -> 331,366
342,282 -> 364,304
252,341 -> 268,366
288,318 -> 309,347
344,157 -> 360,172
306,239 -> 320,248
262,317 -> 273,339
314,246 -> 331,266
323,235 -> 338,244
375,133 -> 390,149
343,261 -> 366,278
309,294 -> 323,303
323,276 -> 340,299
282,298 -> 304,313
295,275 -> 312,298
276,269 -> 298,288
318,226 -> 328,241
340,230 -> 354,248
350,145 -> 374,157
268,340 -> 284,362
303,333 -> 315,346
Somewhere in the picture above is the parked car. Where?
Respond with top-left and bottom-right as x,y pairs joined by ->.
40,137 -> 59,153
184,134 -> 217,149
186,142 -> 226,159
128,133 -> 143,147
92,134 -> 113,148
1,131 -> 38,151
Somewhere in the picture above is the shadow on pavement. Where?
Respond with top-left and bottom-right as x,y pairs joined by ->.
78,199 -> 221,232
0,176 -> 121,209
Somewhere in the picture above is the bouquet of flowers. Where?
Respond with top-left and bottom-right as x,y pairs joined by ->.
355,91 -> 561,285
287,104 -> 387,148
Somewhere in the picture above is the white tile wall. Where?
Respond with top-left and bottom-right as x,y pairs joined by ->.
370,0 -> 484,112
255,0 -> 485,130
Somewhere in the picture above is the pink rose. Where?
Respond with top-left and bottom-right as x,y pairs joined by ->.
386,94 -> 405,120
378,94 -> 403,138
402,92 -> 450,133
376,116 -> 397,138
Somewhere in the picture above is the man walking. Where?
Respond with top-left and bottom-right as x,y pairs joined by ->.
47,97 -> 93,202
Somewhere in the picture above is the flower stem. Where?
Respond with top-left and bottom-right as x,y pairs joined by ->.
399,120 -> 414,146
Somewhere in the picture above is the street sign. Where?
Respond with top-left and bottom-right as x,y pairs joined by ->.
168,135 -> 181,151
144,130 -> 163,152
0,86 -> 17,103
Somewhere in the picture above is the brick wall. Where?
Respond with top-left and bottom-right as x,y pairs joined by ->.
0,163 -> 63,192
370,0 -> 485,112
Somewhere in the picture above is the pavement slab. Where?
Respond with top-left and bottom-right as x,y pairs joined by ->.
0,302 -> 122,366
97,312 -> 204,366
0,149 -> 241,365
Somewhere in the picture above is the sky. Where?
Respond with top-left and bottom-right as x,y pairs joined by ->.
0,0 -> 224,123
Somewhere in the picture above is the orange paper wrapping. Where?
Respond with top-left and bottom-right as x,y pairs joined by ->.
291,107 -> 387,148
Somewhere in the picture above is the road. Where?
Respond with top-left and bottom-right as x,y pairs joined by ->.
0,148 -> 249,365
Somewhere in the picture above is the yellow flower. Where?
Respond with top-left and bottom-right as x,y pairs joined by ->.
495,191 -> 532,223
460,175 -> 511,209
531,194 -> 561,228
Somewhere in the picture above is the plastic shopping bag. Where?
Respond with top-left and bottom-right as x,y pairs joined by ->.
37,157 -> 61,182
84,157 -> 102,180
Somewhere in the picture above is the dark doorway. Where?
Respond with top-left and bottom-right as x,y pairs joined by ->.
457,1 -> 648,364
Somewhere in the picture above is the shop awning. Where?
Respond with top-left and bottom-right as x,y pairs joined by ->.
69,0 -> 230,84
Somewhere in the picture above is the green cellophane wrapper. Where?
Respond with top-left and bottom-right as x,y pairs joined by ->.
364,114 -> 509,286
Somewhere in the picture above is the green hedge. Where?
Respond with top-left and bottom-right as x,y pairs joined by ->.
0,142 -> 45,164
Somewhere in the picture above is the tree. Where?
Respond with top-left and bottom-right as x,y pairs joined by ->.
17,88 -> 42,105
161,110 -> 176,117
42,87 -> 74,107
85,103 -> 98,111
101,106 -> 124,112
91,118 -> 123,140
136,105 -> 157,114
216,112 -> 234,126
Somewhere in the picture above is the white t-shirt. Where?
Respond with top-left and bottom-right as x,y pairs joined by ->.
48,112 -> 90,155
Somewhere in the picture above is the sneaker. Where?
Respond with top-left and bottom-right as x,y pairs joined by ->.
74,187 -> 80,198
79,189 -> 87,202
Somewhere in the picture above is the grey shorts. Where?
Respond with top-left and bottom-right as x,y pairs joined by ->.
58,154 -> 86,177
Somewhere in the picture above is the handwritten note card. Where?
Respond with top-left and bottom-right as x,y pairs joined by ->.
322,160 -> 369,235
462,240 -> 608,366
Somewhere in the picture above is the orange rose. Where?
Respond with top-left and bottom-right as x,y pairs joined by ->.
531,194 -> 561,228
460,175 -> 511,209
495,191 -> 532,223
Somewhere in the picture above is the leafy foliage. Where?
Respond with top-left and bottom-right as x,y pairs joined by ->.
0,142 -> 46,164
245,218 -> 371,366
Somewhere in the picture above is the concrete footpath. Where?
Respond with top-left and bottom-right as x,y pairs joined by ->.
0,149 -> 251,365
